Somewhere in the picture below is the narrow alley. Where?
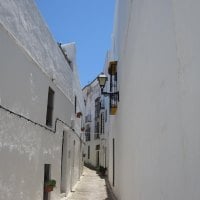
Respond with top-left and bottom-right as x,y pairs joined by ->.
1,1 -> 200,200
64,167 -> 115,200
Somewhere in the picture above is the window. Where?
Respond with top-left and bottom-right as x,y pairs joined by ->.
46,87 -> 54,127
85,125 -> 91,141
108,61 -> 118,115
95,97 -> 100,119
96,145 -> 100,150
85,133 -> 91,141
95,122 -> 99,133
101,113 -> 105,134
110,72 -> 118,114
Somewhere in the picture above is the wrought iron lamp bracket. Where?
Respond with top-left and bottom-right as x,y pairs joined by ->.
101,89 -> 119,101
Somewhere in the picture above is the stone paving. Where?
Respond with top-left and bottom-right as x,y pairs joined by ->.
65,166 -> 114,200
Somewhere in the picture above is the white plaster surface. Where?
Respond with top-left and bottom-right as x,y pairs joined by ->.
83,80 -> 102,167
0,0 -> 73,101
0,107 -> 63,200
0,1 -> 84,199
61,43 -> 85,133
109,0 -> 200,199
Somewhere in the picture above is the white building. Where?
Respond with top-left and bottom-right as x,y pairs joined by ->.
106,0 -> 200,200
82,79 -> 101,168
0,1 -> 84,199
83,78 -> 108,170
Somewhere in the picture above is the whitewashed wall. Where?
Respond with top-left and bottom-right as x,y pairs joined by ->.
61,43 -> 85,182
85,140 -> 101,168
0,0 -> 73,101
83,80 -> 101,168
0,108 -> 62,200
109,0 -> 200,199
0,1 -> 84,199
61,43 -> 85,133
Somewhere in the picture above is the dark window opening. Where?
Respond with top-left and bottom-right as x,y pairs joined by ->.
75,96 -> 77,114
85,132 -> 91,141
46,87 -> 54,127
110,73 -> 118,108
95,97 -> 101,119
85,125 -> 91,141
96,144 -> 100,150
95,122 -> 100,133
101,113 -> 105,134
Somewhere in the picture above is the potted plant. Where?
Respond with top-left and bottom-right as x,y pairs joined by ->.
44,179 -> 56,192
99,166 -> 107,176
81,127 -> 85,131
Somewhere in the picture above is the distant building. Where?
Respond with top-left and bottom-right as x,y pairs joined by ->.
82,79 -> 101,168
82,78 -> 108,170
0,1 -> 84,199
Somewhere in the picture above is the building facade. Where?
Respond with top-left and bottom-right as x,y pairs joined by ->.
83,80 -> 101,168
83,79 -> 108,170
106,0 -> 200,200
0,1 -> 84,199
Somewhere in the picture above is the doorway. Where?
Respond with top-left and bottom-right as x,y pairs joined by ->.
96,144 -> 100,167
43,164 -> 51,200
70,140 -> 75,191
96,151 -> 100,167
60,131 -> 68,193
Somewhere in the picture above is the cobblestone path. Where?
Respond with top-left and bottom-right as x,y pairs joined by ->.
65,166 -> 114,200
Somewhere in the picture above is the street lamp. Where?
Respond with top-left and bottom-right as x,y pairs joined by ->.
97,73 -> 119,100
97,73 -> 108,91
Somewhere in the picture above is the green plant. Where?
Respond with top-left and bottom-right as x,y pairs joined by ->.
45,179 -> 56,187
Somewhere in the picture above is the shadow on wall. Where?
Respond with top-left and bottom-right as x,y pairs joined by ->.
104,175 -> 117,200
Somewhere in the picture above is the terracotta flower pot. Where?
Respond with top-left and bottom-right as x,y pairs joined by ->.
44,185 -> 53,192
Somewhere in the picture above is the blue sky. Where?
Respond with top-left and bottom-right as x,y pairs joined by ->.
34,0 -> 115,87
